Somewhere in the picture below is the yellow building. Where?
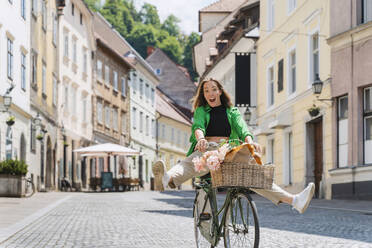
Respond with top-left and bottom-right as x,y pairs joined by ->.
256,0 -> 332,199
156,90 -> 193,189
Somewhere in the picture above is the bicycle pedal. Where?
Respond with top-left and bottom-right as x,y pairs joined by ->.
199,212 -> 211,221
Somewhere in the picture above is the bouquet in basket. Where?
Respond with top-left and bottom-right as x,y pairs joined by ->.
192,143 -> 230,172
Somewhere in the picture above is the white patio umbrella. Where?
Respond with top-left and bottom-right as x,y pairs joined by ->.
73,143 -> 139,156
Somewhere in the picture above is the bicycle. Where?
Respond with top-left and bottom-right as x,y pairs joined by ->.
193,141 -> 262,248
23,177 -> 35,198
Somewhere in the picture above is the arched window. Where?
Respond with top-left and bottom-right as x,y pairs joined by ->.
6,126 -> 13,160
20,133 -> 26,162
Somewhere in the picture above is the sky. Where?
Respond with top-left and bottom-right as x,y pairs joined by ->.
133,0 -> 218,34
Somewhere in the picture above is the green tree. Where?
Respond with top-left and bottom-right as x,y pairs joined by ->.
100,0 -> 134,36
127,23 -> 158,58
123,0 -> 141,22
183,32 -> 200,81
157,36 -> 183,64
161,14 -> 181,37
140,3 -> 160,27
84,0 -> 101,11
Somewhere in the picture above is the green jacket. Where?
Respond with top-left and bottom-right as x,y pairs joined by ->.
187,105 -> 254,156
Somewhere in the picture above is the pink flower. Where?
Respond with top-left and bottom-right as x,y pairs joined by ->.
217,144 -> 229,161
193,156 -> 206,172
206,155 -> 221,171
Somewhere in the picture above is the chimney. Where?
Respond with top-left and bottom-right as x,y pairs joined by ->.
147,46 -> 155,57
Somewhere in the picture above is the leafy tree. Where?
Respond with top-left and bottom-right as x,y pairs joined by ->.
100,0 -> 134,36
157,36 -> 183,64
161,14 -> 181,37
84,0 -> 101,11
127,23 -> 158,58
123,0 -> 141,22
183,32 -> 200,81
140,3 -> 160,28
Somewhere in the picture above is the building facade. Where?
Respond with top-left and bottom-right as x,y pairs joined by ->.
156,90 -> 192,189
256,0 -> 332,199
327,0 -> 372,199
58,0 -> 95,190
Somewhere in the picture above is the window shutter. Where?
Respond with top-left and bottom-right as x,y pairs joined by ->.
278,59 -> 283,92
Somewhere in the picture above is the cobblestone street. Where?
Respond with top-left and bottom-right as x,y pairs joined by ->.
1,191 -> 372,248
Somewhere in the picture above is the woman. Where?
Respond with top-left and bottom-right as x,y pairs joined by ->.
153,78 -> 315,214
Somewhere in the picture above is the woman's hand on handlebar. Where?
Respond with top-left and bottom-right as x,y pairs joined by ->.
196,138 -> 208,153
245,136 -> 262,154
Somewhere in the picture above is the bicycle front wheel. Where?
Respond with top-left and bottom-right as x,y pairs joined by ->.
223,192 -> 259,248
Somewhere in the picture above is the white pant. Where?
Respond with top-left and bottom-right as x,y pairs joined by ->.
167,142 -> 292,205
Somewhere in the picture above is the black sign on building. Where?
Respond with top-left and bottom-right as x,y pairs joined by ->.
235,53 -> 252,107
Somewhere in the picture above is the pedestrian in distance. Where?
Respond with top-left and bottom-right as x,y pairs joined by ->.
152,78 -> 315,214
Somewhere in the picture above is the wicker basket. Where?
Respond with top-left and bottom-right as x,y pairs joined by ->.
210,162 -> 275,189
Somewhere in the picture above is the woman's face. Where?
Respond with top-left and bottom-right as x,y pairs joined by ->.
203,80 -> 222,107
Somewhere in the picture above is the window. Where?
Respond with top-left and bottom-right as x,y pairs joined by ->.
132,107 -> 137,129
42,0 -> 46,30
21,52 -> 26,91
71,3 -> 74,16
82,97 -> 87,122
155,68 -> 161,75
161,124 -> 165,139
171,128 -> 175,144
284,132 -> 293,185
31,52 -> 37,84
310,33 -> 319,85
72,87 -> 76,115
121,77 -> 126,97
42,63 -> 46,94
64,34 -> 69,58
32,0 -> 37,14
132,73 -> 137,93
97,101 -> 103,124
267,138 -> 274,164
31,123 -> 36,152
363,0 -> 372,23
83,50 -> 87,74
184,133 -> 188,148
7,38 -> 13,80
267,66 -> 274,106
145,83 -> 149,99
288,0 -> 296,14
267,0 -> 275,31
139,112 -> 143,133
121,113 -> 126,134
72,39 -> 77,63
53,77 -> 57,106
113,108 -> 118,131
364,87 -> 372,164
338,96 -> 348,167
97,60 -> 102,79
64,85 -> 69,111
145,115 -> 149,135
21,0 -> 26,19
6,127 -> 13,160
80,13 -> 83,25
288,49 -> 296,94
277,59 -> 283,92
105,105 -> 111,128
151,88 -> 155,105
177,130 -> 181,146
151,119 -> 155,138
105,65 -> 110,84
53,14 -> 57,45
140,79 -> 144,96
113,71 -> 118,90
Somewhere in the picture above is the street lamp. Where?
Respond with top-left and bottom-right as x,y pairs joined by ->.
244,106 -> 257,126
312,74 -> 333,102
33,112 -> 42,127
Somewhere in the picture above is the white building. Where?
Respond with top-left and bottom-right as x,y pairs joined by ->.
0,1 -> 31,164
126,53 -> 159,190
58,0 -> 95,189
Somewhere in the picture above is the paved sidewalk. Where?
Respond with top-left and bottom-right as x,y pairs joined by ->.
0,192 -> 73,243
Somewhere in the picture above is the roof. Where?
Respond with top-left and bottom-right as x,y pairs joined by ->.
146,48 -> 196,112
200,0 -> 247,12
156,90 -> 192,126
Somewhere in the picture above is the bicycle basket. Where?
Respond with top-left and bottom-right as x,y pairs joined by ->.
210,143 -> 275,189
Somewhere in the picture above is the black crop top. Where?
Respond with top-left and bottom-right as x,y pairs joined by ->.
205,105 -> 231,137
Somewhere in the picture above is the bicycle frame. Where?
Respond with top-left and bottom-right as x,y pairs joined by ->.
194,179 -> 244,247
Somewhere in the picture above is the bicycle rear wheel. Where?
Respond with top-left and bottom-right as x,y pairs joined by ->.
24,178 -> 35,198
223,192 -> 259,248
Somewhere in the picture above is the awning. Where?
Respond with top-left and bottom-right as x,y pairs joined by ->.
74,143 -> 140,157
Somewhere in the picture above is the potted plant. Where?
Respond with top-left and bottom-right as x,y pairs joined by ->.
0,159 -> 28,197
36,133 -> 44,141
6,116 -> 15,126
308,105 -> 320,117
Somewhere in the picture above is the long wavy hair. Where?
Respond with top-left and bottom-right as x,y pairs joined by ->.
191,78 -> 233,112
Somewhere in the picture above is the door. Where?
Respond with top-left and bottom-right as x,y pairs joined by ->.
313,119 -> 323,198
139,155 -> 143,187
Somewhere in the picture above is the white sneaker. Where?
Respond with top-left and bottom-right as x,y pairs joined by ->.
152,160 -> 169,191
293,183 -> 315,214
